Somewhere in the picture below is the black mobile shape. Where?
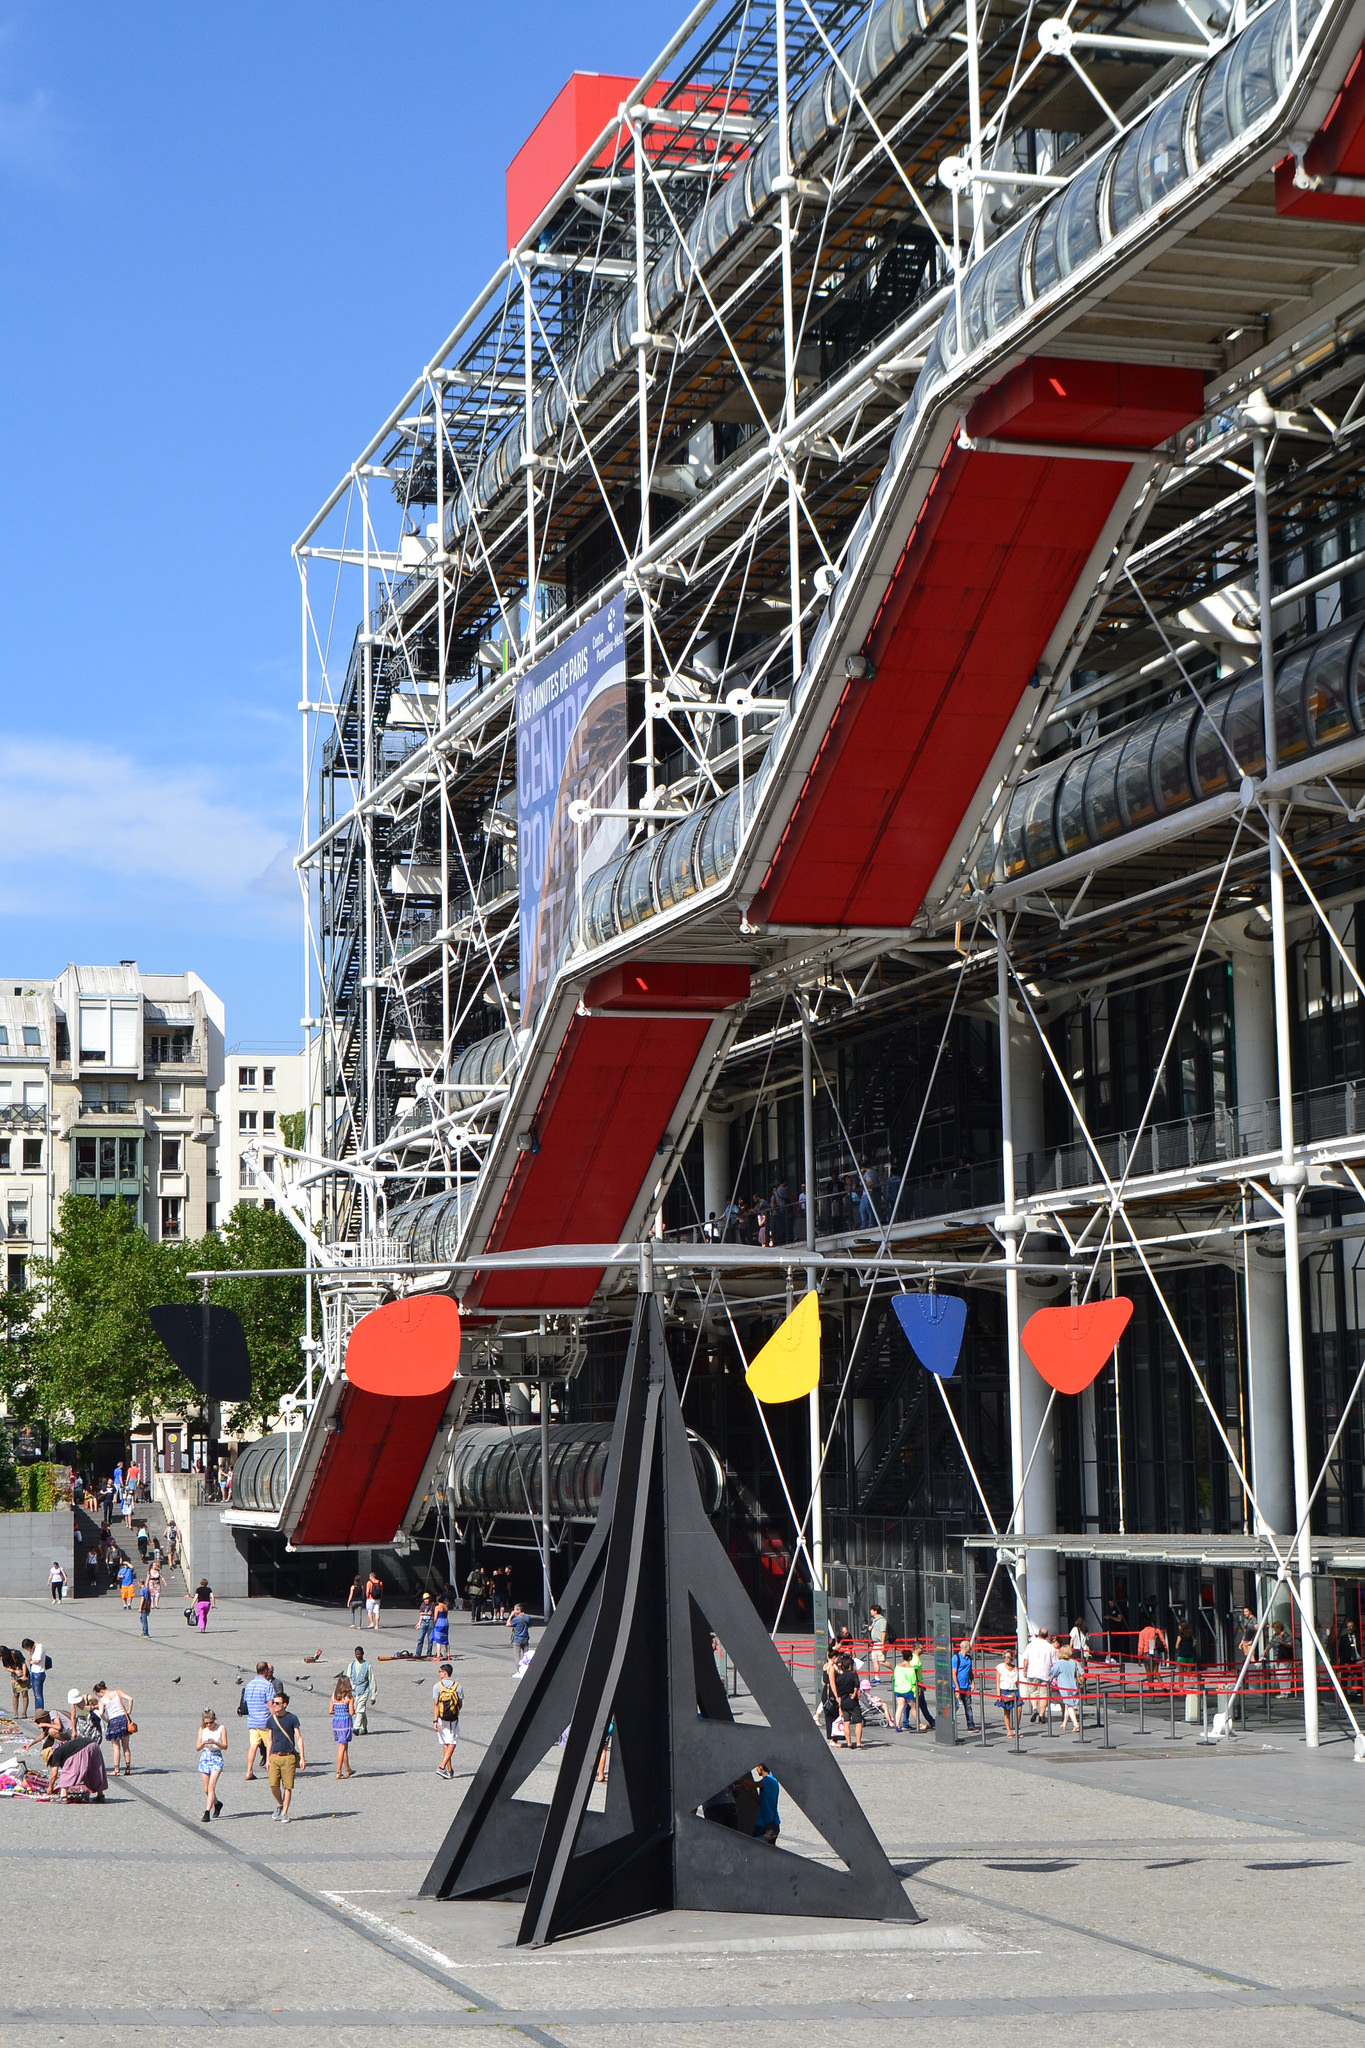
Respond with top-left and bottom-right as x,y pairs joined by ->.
422,1291 -> 917,1945
147,1304 -> 252,1403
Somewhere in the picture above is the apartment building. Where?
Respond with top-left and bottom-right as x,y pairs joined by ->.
222,1050 -> 309,1215
0,986 -> 53,1289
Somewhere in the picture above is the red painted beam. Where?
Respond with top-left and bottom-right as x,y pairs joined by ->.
754,359 -> 1203,930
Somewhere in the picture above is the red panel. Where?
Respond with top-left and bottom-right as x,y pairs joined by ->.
966,358 -> 1205,448
756,358 -> 1204,931
469,1011 -> 712,1311
1275,152 -> 1365,221
507,74 -> 638,251
291,1382 -> 451,1548
583,960 -> 751,1012
1304,42 -> 1365,177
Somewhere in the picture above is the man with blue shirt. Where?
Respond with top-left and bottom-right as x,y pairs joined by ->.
754,1763 -> 780,1844
952,1640 -> 976,1730
241,1660 -> 275,1781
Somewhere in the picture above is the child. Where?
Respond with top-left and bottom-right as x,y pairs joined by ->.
196,1707 -> 226,1820
892,1648 -> 917,1732
330,1673 -> 355,1778
1053,1646 -> 1081,1733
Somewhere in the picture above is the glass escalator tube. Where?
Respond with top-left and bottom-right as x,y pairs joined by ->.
1189,682 -> 1242,799
1136,77 -> 1197,210
1194,39 -> 1238,162
1053,152 -> 1106,279
1304,619 -> 1365,749
1052,751 -> 1092,856
1021,761 -> 1064,869
652,809 -> 706,912
999,780 -> 1030,880
1080,729 -> 1129,843
614,840 -> 658,934
1149,698 -> 1198,816
1105,119 -> 1148,237
1272,643 -> 1314,767
1115,716 -> 1160,831
1220,671 -> 1268,778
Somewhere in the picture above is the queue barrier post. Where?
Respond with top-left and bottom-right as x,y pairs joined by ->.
1138,1673 -> 1146,1736
1103,1684 -> 1112,1749
1170,1671 -> 1177,1739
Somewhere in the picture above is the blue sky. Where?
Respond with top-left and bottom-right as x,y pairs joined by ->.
0,1 -> 678,1043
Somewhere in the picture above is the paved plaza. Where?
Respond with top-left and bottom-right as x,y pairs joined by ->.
2,1593 -> 1364,2044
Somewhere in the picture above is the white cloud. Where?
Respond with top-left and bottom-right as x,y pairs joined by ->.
0,739 -> 296,930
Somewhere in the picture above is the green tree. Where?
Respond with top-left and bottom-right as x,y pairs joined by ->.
4,1194 -> 314,1439
278,1110 -> 306,1151
202,1202 -> 314,1429
15,1194 -> 193,1436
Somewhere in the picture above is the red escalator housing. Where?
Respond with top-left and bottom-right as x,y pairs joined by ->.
1277,41 -> 1365,220
290,1380 -> 452,1547
754,358 -> 1204,930
466,961 -> 750,1312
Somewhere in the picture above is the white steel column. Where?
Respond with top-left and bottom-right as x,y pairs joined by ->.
1250,400 -> 1319,1746
1008,1002 -> 1059,1635
540,1373 -> 553,1619
633,115 -> 657,816
996,915 -> 1029,1653
774,0 -> 803,684
522,265 -> 538,660
802,1018 -> 824,1621
435,374 -> 452,1187
361,479 -> 378,1189
1229,940 -> 1295,1532
701,1113 -> 729,1232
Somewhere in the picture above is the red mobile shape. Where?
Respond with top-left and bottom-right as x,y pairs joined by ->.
1021,1297 -> 1133,1395
344,1294 -> 461,1398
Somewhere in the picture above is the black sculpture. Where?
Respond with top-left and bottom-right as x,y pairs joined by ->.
423,1290 -> 916,1944
147,1303 -> 251,1403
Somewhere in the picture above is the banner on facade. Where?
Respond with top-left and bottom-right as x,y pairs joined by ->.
516,595 -> 628,1028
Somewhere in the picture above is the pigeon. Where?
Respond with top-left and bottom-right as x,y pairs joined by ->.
172,1677 -> 181,1684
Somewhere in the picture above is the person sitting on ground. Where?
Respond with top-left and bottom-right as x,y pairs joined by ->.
32,1711 -> 108,1803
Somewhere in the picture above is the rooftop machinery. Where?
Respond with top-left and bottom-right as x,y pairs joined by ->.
239,0 -> 1365,1741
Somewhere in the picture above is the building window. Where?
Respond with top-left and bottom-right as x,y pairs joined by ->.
206,1202 -> 217,1231
162,1137 -> 181,1172
0,1140 -> 8,1169
23,1082 -> 42,1109
149,1031 -> 191,1064
0,1082 -> 10,1107
239,1153 -> 257,1188
263,1110 -> 275,1132
239,1110 -> 257,1132
106,1090 -> 129,1113
161,1081 -> 183,1113
0,1026 -> 7,1047
262,1198 -> 276,1213
81,1083 -> 102,1108
7,1201 -> 28,1239
22,1026 -> 39,1048
75,1137 -> 96,1180
118,1137 -> 138,1181
21,1139 -> 41,1171
55,1020 -> 69,1063
238,1066 -> 257,1089
263,1067 -> 275,1089
7,1254 -> 26,1291
160,1196 -> 182,1239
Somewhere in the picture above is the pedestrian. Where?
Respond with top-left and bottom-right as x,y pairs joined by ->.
99,1480 -> 113,1527
9,1646 -> 30,1720
892,1648 -> 917,1731
197,1707 -> 226,1821
867,1604 -> 888,1680
508,1603 -> 531,1668
136,1526 -> 149,1564
415,1593 -> 435,1660
1023,1630 -> 1057,1722
996,1645 -> 1020,1733
753,1762 -> 780,1843
1068,1616 -> 1091,1660
242,1660 -> 275,1780
833,1650 -> 863,1749
347,1574 -> 365,1630
1136,1617 -> 1167,1682
194,1578 -> 215,1631
365,1569 -> 384,1630
952,1639 -> 976,1730
347,1644 -> 376,1734
431,1595 -> 450,1659
85,1544 -> 100,1593
93,1679 -> 134,1775
113,1458 -> 124,1496
464,1563 -> 485,1623
1053,1645 -> 1081,1732
117,1558 -> 137,1609
20,1638 -> 47,1713
432,1661 -> 463,1778
48,1561 -> 66,1603
1271,1621 -> 1295,1697
330,1674 -> 355,1778
147,1559 -> 162,1609
138,1580 -> 153,1637
1104,1597 -> 1129,1667
266,1689 -> 305,1823
819,1650 -> 841,1740
908,1642 -> 934,1730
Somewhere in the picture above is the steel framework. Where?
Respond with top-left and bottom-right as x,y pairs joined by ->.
236,0 -> 1365,1752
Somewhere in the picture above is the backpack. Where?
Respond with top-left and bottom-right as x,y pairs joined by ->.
436,1679 -> 462,1721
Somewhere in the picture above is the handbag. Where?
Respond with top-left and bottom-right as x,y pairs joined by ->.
236,1688 -> 249,1717
126,1719 -> 138,1735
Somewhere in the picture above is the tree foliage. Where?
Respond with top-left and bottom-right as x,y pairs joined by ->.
4,1194 -> 312,1438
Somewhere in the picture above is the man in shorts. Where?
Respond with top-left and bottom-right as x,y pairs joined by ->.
266,1689 -> 306,1822
867,1605 -> 888,1680
432,1661 -> 463,1779
242,1660 -> 275,1781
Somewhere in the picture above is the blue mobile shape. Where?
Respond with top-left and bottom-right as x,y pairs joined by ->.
891,1291 -> 967,1378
